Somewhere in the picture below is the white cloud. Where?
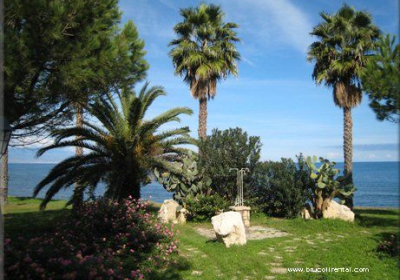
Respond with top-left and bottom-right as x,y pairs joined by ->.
219,0 -> 314,54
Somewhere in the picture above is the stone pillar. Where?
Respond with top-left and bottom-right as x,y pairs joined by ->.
229,206 -> 251,228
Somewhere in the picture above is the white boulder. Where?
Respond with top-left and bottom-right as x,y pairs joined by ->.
158,199 -> 180,224
211,211 -> 247,248
322,200 -> 355,222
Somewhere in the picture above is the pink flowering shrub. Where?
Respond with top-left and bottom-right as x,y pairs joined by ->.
5,197 -> 179,279
377,234 -> 399,257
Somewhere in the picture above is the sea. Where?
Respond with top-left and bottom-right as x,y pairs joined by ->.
6,162 -> 400,208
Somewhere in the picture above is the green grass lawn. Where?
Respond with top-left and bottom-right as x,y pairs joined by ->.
3,197 -> 399,280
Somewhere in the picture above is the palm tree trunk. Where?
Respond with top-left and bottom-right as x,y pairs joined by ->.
343,107 -> 354,210
73,103 -> 83,209
198,98 -> 207,139
0,151 -> 8,205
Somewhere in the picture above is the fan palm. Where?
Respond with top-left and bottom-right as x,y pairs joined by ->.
34,83 -> 194,209
169,3 -> 240,139
308,4 -> 380,208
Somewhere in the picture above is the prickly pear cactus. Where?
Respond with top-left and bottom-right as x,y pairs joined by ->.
154,151 -> 211,203
306,156 -> 356,217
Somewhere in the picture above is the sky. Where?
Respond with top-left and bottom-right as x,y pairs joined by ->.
9,0 -> 399,163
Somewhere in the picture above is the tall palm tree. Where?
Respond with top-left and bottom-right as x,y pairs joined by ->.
34,83 -> 194,209
308,4 -> 380,209
169,3 -> 240,139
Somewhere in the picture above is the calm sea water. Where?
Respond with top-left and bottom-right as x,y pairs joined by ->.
7,162 -> 400,207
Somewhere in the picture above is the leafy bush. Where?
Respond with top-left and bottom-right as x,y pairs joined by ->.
198,127 -> 262,202
377,234 -> 400,257
4,198 -> 179,279
185,194 -> 230,222
253,156 -> 310,218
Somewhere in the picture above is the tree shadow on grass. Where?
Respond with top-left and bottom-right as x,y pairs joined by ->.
355,208 -> 400,216
355,209 -> 399,228
9,196 -> 64,203
4,209 -> 71,237
148,257 -> 192,280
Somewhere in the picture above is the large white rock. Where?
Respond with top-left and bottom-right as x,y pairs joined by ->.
158,199 -> 180,224
323,200 -> 355,222
211,211 -> 247,248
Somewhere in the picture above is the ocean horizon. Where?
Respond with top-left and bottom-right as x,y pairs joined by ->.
6,162 -> 400,208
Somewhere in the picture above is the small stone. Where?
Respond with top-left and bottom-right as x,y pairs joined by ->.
300,206 -> 312,219
177,208 -> 188,224
270,267 -> 287,274
158,200 -> 180,224
191,271 -> 203,276
269,262 -> 282,267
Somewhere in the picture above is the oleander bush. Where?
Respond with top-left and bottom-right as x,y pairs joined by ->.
377,234 -> 400,257
4,198 -> 179,279
185,194 -> 230,222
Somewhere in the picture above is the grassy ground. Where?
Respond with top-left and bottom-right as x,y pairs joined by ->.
3,197 -> 399,280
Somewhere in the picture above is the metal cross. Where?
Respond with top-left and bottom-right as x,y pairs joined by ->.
229,168 -> 249,206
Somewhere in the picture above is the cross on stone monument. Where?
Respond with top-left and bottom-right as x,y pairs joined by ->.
229,167 -> 251,228
229,168 -> 249,206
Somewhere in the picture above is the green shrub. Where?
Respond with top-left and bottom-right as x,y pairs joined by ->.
198,127 -> 262,203
185,194 -> 230,222
253,156 -> 310,218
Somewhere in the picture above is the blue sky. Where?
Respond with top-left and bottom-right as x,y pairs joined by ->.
10,0 -> 399,163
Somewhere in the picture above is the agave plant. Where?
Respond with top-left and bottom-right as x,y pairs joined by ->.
34,83 -> 194,209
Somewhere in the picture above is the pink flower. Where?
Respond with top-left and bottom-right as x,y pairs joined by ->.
61,259 -> 72,266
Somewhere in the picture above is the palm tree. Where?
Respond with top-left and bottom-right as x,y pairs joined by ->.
169,3 -> 240,139
308,4 -> 380,209
34,83 -> 194,209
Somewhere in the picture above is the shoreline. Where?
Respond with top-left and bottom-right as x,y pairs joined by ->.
7,196 -> 399,210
